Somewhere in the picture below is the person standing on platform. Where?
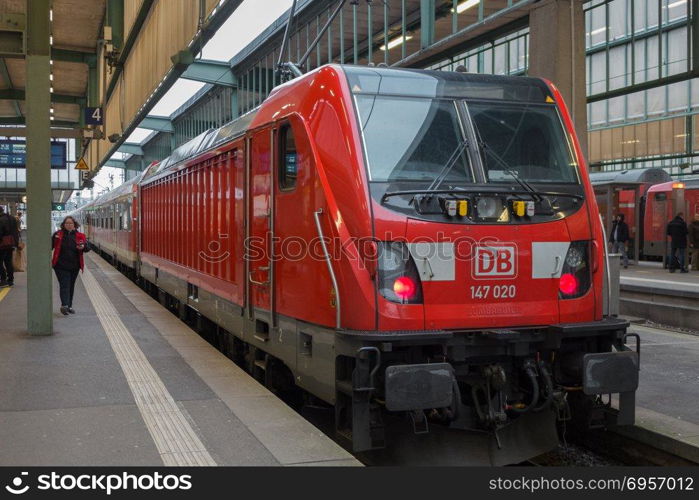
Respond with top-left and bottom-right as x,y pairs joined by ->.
689,214 -> 699,272
609,213 -> 630,269
666,212 -> 689,273
0,206 -> 19,287
51,216 -> 90,315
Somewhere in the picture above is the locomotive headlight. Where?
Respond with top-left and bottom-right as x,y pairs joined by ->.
565,246 -> 584,268
476,197 -> 503,220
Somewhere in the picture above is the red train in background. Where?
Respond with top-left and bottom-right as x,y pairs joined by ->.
73,65 -> 638,463
644,180 -> 699,260
591,169 -> 699,261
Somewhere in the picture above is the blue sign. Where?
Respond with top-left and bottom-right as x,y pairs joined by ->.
85,107 -> 103,125
0,140 -> 67,169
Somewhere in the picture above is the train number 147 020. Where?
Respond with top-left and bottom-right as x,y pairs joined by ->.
470,285 -> 517,299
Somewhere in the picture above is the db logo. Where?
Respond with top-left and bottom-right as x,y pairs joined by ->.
473,244 -> 517,280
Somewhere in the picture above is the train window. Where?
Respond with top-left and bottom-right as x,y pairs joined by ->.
125,203 -> 132,231
467,102 -> 579,184
279,124 -> 297,190
655,193 -> 667,201
355,95 -> 472,183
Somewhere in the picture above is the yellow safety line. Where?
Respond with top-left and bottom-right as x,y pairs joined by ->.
0,287 -> 9,303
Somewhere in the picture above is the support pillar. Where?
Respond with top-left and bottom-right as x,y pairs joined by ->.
87,57 -> 99,107
231,88 -> 239,120
107,0 -> 124,52
26,0 -> 53,335
528,0 -> 588,160
420,0 -> 436,49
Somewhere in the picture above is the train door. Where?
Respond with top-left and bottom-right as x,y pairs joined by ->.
247,128 -> 274,332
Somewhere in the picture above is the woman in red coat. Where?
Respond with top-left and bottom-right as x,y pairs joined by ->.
51,216 -> 89,315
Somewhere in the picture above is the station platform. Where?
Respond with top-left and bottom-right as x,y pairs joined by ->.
618,261 -> 699,330
620,261 -> 699,296
0,253 -> 360,467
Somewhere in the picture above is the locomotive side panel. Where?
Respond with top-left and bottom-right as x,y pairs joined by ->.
251,66 -> 378,331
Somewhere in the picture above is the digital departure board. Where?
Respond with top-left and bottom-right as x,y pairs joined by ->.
0,140 -> 67,169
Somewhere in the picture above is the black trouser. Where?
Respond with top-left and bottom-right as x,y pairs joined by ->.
669,246 -> 686,271
0,248 -> 13,284
54,267 -> 79,307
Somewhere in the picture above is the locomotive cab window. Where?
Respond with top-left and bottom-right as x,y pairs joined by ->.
279,124 -> 298,190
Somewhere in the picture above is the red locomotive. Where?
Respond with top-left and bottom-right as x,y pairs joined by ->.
74,65 -> 638,462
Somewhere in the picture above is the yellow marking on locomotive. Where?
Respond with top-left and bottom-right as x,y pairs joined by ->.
512,200 -> 526,217
457,200 -> 468,217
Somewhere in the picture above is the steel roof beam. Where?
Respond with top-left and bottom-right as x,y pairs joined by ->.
0,88 -> 83,104
139,115 -> 174,133
118,143 -> 144,155
0,117 -> 77,127
0,127 -> 83,139
105,159 -> 127,169
0,59 -> 22,117
51,48 -> 97,64
179,58 -> 237,87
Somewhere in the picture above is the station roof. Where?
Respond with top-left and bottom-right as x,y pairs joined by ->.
589,168 -> 673,187
0,0 -> 105,128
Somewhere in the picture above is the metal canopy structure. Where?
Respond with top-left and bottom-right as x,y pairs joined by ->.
0,0 -> 105,206
81,0 -> 244,177
117,0 -> 566,177
0,0 -> 105,129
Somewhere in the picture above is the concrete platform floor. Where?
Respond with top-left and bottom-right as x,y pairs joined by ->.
0,253 -> 360,466
628,323 -> 699,425
616,322 -> 699,458
620,261 -> 699,296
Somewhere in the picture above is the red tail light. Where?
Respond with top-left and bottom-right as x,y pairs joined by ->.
559,241 -> 591,299
559,273 -> 579,295
393,276 -> 417,300
377,242 -> 423,304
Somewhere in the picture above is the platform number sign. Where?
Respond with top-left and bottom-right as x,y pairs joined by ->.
85,107 -> 103,126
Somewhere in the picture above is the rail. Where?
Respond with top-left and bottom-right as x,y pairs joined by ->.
313,208 -> 341,329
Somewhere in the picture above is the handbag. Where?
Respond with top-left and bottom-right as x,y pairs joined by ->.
12,247 -> 26,272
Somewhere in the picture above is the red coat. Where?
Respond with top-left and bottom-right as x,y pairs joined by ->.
52,230 -> 88,271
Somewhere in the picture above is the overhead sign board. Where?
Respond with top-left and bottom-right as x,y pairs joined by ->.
84,107 -> 103,126
0,140 -> 67,169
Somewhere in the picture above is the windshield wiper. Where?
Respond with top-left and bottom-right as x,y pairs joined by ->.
425,139 -> 470,193
479,142 -> 543,202
381,187 -> 476,204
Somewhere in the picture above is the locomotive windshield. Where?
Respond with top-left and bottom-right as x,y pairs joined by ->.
346,66 -> 581,189
356,95 -> 472,183
466,102 -> 579,184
